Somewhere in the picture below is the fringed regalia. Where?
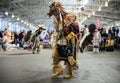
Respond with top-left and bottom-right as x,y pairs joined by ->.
48,1 -> 80,78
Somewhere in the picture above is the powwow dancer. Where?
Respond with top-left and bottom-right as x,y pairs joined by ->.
32,27 -> 45,54
24,26 -> 45,54
47,1 -> 80,78
79,24 -> 97,52
47,1 -> 97,78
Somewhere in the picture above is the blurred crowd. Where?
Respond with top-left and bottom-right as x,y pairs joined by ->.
0,26 -> 120,53
0,28 -> 54,51
81,25 -> 120,53
0,28 -> 26,51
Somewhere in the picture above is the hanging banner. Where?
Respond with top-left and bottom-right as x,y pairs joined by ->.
96,17 -> 101,29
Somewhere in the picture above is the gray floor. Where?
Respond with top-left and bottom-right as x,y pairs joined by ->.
0,48 -> 120,83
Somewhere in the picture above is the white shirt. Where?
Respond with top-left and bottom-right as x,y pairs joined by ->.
2,36 -> 8,43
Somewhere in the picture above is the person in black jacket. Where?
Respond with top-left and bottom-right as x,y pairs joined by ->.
14,32 -> 19,46
19,30 -> 26,47
0,31 -> 3,38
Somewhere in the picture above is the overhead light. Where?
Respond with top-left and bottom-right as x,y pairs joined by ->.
83,0 -> 88,5
84,17 -> 87,20
88,14 -> 91,17
21,20 -> 23,23
5,11 -> 8,16
98,7 -> 101,11
92,11 -> 95,15
105,2 -> 108,7
24,22 -> 26,24
17,17 -> 20,21
27,23 -> 29,26
11,14 -> 15,18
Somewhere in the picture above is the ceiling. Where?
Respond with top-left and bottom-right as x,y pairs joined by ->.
0,0 -> 120,29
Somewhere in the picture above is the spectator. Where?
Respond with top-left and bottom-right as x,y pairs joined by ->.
92,29 -> 101,53
19,30 -> 26,47
4,28 -> 11,40
1,33 -> 8,51
99,35 -> 106,51
0,31 -> 3,38
14,31 -> 19,46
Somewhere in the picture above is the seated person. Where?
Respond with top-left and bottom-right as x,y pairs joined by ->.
105,37 -> 114,46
